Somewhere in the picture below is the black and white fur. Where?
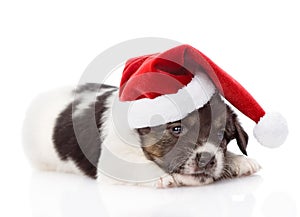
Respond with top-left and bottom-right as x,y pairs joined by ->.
23,84 -> 260,188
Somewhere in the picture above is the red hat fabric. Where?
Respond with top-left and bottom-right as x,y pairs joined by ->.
119,44 -> 288,148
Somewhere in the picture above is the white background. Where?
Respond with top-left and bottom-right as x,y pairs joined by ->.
1,0 -> 300,216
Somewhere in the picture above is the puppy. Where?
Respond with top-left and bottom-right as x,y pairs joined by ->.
23,84 -> 260,188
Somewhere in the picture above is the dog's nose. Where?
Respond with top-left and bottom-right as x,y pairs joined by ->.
195,152 -> 216,169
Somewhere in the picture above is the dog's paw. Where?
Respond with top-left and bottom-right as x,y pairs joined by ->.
155,175 -> 179,189
155,174 -> 214,188
231,156 -> 261,177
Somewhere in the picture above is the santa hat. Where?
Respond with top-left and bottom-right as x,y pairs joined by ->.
119,44 -> 288,148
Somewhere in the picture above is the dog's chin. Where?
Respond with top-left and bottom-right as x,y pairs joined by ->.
172,166 -> 223,185
170,172 -> 215,186
182,172 -> 214,181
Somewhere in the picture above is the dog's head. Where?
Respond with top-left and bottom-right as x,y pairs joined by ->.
136,94 -> 248,183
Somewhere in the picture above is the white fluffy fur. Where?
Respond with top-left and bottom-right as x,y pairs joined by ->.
253,112 -> 288,148
22,87 -> 84,175
97,91 -> 166,184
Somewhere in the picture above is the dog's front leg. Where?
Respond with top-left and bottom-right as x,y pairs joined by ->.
221,151 -> 261,179
154,174 -> 215,188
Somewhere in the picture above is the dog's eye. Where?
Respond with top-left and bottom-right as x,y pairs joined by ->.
217,129 -> 225,140
171,125 -> 184,136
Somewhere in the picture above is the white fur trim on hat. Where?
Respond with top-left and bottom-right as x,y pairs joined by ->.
253,112 -> 288,148
124,72 -> 216,128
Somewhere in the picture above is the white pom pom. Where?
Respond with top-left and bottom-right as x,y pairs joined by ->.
253,112 -> 288,148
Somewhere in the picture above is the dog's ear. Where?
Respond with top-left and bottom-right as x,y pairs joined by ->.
234,119 -> 249,156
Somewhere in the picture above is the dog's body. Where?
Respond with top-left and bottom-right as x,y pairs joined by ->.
23,84 -> 260,188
